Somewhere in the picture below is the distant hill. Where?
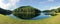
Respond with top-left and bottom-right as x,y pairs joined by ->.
0,8 -> 12,15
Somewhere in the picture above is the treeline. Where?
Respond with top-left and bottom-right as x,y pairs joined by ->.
43,7 -> 60,16
43,7 -> 60,13
0,8 -> 12,15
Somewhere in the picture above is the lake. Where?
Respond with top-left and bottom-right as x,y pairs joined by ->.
32,13 -> 51,20
8,13 -> 51,20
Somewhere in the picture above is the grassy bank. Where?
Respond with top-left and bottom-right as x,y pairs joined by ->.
0,13 -> 60,24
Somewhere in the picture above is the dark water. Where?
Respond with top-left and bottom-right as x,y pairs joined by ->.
8,13 -> 51,20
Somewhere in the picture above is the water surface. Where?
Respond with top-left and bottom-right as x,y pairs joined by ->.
32,13 -> 51,20
8,13 -> 51,20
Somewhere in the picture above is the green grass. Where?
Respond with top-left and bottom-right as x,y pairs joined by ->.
0,13 -> 60,24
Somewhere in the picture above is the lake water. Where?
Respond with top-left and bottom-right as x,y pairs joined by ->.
8,13 -> 51,20
32,13 -> 51,20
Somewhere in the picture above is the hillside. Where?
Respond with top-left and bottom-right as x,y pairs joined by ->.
0,13 -> 60,24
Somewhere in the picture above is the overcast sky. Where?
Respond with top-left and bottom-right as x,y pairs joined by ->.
0,0 -> 60,10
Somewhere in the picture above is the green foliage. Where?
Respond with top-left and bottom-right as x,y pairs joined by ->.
50,14 -> 57,16
43,10 -> 51,12
57,7 -> 60,12
43,9 -> 58,16
50,9 -> 59,13
50,7 -> 60,13
13,6 -> 41,19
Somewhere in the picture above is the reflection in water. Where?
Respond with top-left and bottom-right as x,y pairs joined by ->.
32,13 -> 51,20
8,14 -> 20,19
8,13 -> 51,20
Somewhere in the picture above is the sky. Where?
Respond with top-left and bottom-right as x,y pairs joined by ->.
0,0 -> 60,11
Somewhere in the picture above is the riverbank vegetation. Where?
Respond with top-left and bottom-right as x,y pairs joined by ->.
42,7 -> 60,16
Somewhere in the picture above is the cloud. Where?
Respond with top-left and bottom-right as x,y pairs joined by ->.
47,0 -> 54,2
49,6 -> 60,10
0,0 -> 20,10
